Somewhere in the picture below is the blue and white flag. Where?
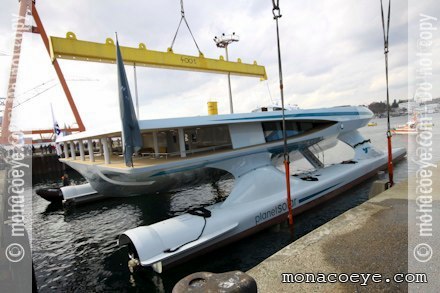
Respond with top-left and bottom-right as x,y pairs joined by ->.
50,103 -> 63,156
116,36 -> 143,167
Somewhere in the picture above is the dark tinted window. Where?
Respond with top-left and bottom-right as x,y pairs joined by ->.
262,120 -> 333,142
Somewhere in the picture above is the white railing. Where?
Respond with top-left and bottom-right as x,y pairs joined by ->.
139,143 -> 232,160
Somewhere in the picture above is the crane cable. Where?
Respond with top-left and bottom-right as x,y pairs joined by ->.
272,1 -> 294,231
380,0 -> 394,187
170,0 -> 202,55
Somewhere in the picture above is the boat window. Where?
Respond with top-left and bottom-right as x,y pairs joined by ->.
181,125 -> 232,155
139,125 -> 232,157
299,122 -> 313,132
262,120 -> 333,142
262,121 -> 302,142
262,122 -> 283,141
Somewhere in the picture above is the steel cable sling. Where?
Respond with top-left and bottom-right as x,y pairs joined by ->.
272,0 -> 294,233
170,0 -> 203,55
380,0 -> 394,187
163,207 -> 211,253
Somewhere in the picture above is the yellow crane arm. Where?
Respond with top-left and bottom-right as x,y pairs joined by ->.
49,32 -> 267,80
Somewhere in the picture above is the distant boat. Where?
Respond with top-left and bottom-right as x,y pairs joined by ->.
392,113 -> 434,135
392,120 -> 418,135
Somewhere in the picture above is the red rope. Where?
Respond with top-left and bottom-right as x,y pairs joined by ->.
273,2 -> 294,233
381,0 -> 394,188
284,160 -> 293,226
387,133 -> 394,187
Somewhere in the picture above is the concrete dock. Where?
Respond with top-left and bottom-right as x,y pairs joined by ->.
248,164 -> 439,292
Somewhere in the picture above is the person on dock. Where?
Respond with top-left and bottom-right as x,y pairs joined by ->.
62,173 -> 70,186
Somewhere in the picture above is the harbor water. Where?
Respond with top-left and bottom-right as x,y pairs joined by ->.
32,114 -> 440,292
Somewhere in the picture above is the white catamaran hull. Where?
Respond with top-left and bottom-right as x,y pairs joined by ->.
63,136 -> 336,198
119,146 -> 406,272
59,106 -> 373,199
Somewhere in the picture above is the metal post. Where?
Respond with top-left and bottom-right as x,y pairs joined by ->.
69,142 -> 76,160
98,139 -> 103,156
63,142 -> 69,158
107,137 -> 113,157
87,139 -> 94,162
225,46 -> 234,114
153,131 -> 159,158
101,138 -> 111,164
178,128 -> 186,158
79,140 -> 85,161
214,33 -> 239,114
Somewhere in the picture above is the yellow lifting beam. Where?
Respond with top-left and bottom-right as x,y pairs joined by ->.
49,32 -> 267,80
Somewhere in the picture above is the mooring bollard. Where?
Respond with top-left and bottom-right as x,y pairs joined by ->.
172,271 -> 257,293
369,179 -> 389,199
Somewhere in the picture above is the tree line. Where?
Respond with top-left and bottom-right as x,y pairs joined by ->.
367,97 -> 440,114
368,99 -> 399,114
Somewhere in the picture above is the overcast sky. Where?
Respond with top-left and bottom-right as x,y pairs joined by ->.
0,0 -> 439,133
